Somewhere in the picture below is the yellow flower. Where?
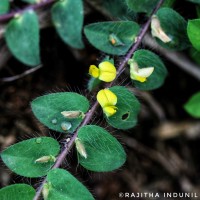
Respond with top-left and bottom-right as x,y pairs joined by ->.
129,59 -> 154,83
89,61 -> 116,82
97,89 -> 118,117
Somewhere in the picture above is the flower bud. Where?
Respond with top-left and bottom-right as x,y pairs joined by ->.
61,111 -> 84,119
42,183 -> 52,200
35,155 -> 56,163
75,138 -> 87,159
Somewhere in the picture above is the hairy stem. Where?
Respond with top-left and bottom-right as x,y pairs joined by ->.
33,0 -> 165,199
0,0 -> 56,22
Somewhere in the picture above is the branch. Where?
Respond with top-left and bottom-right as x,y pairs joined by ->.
33,1 -> 165,199
0,0 -> 56,22
0,65 -> 43,83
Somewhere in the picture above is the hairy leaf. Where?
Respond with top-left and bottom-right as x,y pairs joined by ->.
51,0 -> 84,49
77,125 -> 126,171
105,86 -> 140,129
46,169 -> 94,200
103,0 -> 137,19
0,184 -> 35,200
5,10 -> 40,66
1,137 -> 60,177
31,92 -> 89,133
153,8 -> 190,50
84,21 -> 139,55
126,0 -> 159,14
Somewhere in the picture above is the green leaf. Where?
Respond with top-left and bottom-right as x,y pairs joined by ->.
46,168 -> 94,200
187,19 -> 200,51
0,184 -> 35,200
0,0 -> 9,15
131,50 -> 167,90
87,77 -> 101,92
103,0 -> 137,19
184,92 -> 200,118
31,92 -> 89,133
126,0 -> 159,14
189,48 -> 200,65
77,125 -> 126,172
20,0 -> 38,3
154,8 -> 190,50
5,10 -> 40,66
163,0 -> 176,7
1,137 -> 60,177
84,21 -> 140,55
51,0 -> 84,49
105,86 -> 140,129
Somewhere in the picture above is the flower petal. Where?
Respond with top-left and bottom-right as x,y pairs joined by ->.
137,67 -> 154,78
103,106 -> 118,117
98,61 -> 116,82
97,89 -> 117,108
89,65 -> 100,78
131,73 -> 147,82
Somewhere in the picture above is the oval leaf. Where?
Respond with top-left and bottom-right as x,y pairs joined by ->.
51,0 -> 84,49
31,92 -> 89,133
126,0 -> 158,14
84,21 -> 140,55
46,168 -> 94,200
105,86 -> 140,129
153,8 -> 190,50
0,0 -> 9,15
77,125 -> 126,172
187,19 -> 200,51
1,137 -> 60,177
5,10 -> 40,66
184,92 -> 200,118
131,50 -> 167,90
0,184 -> 35,200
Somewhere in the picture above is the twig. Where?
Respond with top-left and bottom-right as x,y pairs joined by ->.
0,0 -> 56,22
144,34 -> 200,81
33,1 -> 165,199
0,64 -> 43,83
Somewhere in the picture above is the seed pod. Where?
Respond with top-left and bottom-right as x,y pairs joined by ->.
42,183 -> 51,200
61,110 -> 84,119
35,155 -> 56,163
75,138 -> 87,159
